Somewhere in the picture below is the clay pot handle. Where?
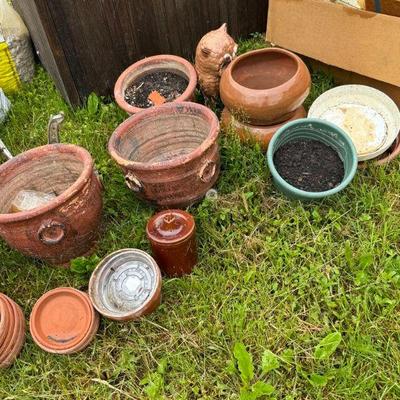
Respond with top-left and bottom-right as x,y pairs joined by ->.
125,172 -> 143,192
198,160 -> 216,183
38,221 -> 66,245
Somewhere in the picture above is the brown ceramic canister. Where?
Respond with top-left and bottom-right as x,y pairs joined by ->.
146,210 -> 197,277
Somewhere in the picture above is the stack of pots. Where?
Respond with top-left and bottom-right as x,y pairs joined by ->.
0,293 -> 25,368
220,48 -> 311,151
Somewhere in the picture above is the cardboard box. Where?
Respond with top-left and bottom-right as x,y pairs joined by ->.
266,0 -> 400,105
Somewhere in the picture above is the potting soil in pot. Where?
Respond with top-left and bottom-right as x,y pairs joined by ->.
124,71 -> 188,108
273,139 -> 344,192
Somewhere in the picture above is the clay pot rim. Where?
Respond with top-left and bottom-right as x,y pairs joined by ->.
0,296 -> 9,348
88,249 -> 162,321
108,102 -> 220,171
0,144 -> 94,224
227,47 -> 305,94
114,54 -> 198,115
146,209 -> 195,245
29,287 -> 95,353
0,295 -> 13,356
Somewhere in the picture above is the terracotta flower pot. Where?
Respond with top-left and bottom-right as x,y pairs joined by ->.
108,102 -> 220,208
221,106 -> 306,151
220,48 -> 311,125
0,144 -> 103,266
30,287 -> 99,355
89,249 -> 162,322
114,55 -> 198,115
358,132 -> 400,168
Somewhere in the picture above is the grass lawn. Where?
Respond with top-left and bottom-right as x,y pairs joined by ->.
1,35 -> 400,400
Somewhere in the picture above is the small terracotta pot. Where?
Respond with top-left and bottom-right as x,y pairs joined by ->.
146,210 -> 197,277
220,48 -> 311,125
109,102 -> 220,208
114,55 -> 198,115
89,249 -> 162,322
30,287 -> 99,354
0,144 -> 103,266
221,106 -> 306,151
358,132 -> 400,168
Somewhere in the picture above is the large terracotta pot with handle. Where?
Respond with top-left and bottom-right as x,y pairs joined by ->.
220,48 -> 311,125
108,102 -> 220,208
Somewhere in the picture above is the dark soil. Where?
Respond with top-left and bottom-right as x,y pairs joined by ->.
273,139 -> 345,192
124,71 -> 189,108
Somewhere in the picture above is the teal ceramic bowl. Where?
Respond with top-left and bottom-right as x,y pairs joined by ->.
266,118 -> 357,200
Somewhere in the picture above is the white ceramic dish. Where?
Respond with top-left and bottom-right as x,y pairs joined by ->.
308,85 -> 400,161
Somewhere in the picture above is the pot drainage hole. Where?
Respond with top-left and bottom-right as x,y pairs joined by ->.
124,71 -> 189,108
273,139 -> 344,192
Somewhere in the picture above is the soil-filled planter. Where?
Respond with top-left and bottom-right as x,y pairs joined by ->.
114,55 -> 197,115
0,144 -> 103,265
220,48 -> 311,125
221,106 -> 306,151
109,102 -> 220,208
267,119 -> 357,200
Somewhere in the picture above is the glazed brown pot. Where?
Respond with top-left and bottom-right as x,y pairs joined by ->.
146,210 -> 197,277
220,48 -> 311,125
108,102 -> 220,208
221,106 -> 306,151
114,55 -> 198,115
0,144 -> 103,266
359,132 -> 400,168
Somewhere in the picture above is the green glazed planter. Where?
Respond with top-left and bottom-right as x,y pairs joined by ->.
266,118 -> 358,200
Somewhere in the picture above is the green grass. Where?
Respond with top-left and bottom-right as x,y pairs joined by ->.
1,37 -> 400,400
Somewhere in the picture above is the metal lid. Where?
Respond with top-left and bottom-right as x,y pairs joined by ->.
88,249 -> 162,321
146,210 -> 195,245
308,85 -> 400,161
29,288 -> 95,354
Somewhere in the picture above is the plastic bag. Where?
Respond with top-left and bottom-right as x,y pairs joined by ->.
0,88 -> 10,123
0,0 -> 34,93
10,190 -> 56,213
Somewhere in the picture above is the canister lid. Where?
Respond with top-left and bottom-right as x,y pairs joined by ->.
88,249 -> 162,321
146,210 -> 195,245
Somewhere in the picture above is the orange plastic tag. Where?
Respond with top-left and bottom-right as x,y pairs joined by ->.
148,90 -> 166,106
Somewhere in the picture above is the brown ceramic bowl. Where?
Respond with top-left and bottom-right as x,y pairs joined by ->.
114,55 -> 198,115
220,48 -> 311,125
358,132 -> 400,168
221,106 -> 307,151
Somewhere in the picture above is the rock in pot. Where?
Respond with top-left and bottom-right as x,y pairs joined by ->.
267,118 -> 358,201
114,55 -> 197,115
220,48 -> 311,125
0,144 -> 103,266
108,102 -> 220,208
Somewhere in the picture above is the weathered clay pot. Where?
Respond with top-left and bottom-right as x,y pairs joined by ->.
359,132 -> 400,168
220,48 -> 311,125
109,102 -> 220,208
146,210 -> 197,277
0,144 -> 103,266
221,106 -> 306,151
114,55 -> 198,115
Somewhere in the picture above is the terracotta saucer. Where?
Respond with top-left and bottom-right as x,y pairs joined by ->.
221,106 -> 306,151
0,296 -> 10,350
30,288 -> 97,354
0,299 -> 25,368
0,295 -> 14,361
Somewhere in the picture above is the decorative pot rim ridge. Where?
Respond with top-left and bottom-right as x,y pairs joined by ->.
227,47 -> 307,93
108,102 -> 220,171
267,118 -> 358,198
114,54 -> 198,114
0,144 -> 94,224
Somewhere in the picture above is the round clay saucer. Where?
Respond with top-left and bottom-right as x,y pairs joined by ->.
308,85 -> 400,161
221,106 -> 306,151
30,287 -> 99,354
89,249 -> 162,321
0,294 -> 26,368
